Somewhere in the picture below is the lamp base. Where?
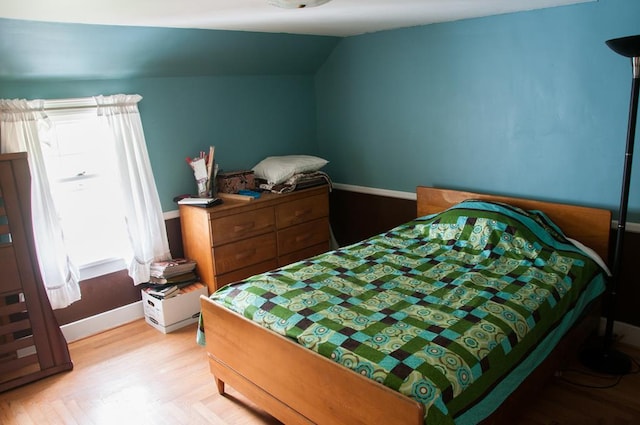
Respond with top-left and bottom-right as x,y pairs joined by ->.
580,346 -> 632,375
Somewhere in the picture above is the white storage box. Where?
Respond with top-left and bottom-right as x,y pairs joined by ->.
142,283 -> 208,333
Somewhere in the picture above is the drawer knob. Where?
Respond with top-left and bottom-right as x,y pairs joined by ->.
234,222 -> 256,233
295,233 -> 312,243
294,208 -> 312,218
235,249 -> 257,260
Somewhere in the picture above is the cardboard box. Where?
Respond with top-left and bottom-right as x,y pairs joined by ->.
216,170 -> 255,193
142,283 -> 208,333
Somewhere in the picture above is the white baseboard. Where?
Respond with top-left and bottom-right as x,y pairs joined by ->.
59,299 -> 640,349
58,298 -> 640,355
166,183 -> 640,233
331,183 -> 640,233
60,301 -> 144,343
332,183 -> 417,200
601,319 -> 640,348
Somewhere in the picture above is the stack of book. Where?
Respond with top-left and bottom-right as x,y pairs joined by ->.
150,258 -> 196,279
144,258 -> 198,299
143,281 -> 204,300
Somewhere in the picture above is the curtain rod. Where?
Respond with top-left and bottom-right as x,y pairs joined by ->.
43,97 -> 97,111
42,95 -> 141,111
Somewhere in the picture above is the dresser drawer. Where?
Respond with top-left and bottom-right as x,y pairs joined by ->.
276,194 -> 329,229
216,259 -> 279,289
211,207 -> 275,246
278,242 -> 330,268
213,233 -> 277,275
278,218 -> 329,256
181,186 -> 330,293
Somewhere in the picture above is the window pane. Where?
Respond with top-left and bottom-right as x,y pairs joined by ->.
41,112 -> 132,271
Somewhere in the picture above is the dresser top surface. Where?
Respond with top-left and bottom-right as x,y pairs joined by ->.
179,185 -> 329,218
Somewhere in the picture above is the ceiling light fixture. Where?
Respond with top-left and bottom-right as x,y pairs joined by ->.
267,0 -> 332,9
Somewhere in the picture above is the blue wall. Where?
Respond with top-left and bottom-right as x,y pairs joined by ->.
0,18 -> 339,211
316,0 -> 640,219
1,76 -> 319,211
0,18 -> 339,80
2,0 -> 640,218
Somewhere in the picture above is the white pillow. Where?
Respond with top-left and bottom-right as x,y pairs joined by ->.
252,155 -> 328,185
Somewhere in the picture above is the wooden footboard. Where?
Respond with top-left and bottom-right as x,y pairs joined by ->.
200,295 -> 425,425
201,294 -> 599,425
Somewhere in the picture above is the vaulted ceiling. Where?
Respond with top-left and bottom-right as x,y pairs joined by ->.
0,0 -> 593,81
0,0 -> 592,37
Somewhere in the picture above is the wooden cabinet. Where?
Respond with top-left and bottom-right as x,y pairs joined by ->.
0,153 -> 73,392
180,186 -> 330,293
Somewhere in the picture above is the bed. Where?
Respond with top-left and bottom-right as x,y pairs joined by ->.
198,186 -> 611,425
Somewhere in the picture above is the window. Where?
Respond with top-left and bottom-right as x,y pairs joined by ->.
39,102 -> 132,280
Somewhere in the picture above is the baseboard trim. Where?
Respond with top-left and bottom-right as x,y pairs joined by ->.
60,301 -> 144,343
166,184 -> 640,233
164,210 -> 180,220
59,298 -> 640,352
331,183 -> 640,232
332,183 -> 417,200
601,319 -> 640,348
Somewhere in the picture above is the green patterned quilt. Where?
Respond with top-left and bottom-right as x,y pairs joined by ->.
205,200 -> 607,424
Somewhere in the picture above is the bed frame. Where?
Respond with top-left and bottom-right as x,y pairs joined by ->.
199,187 -> 612,425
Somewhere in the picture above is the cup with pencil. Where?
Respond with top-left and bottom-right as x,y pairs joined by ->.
186,146 -> 218,198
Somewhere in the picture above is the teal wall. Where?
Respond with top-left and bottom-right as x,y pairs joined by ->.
0,18 -> 339,80
0,18 -> 339,211
2,0 -> 640,218
0,76 -> 319,211
316,0 -> 640,219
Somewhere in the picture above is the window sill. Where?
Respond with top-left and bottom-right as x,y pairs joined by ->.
79,258 -> 127,281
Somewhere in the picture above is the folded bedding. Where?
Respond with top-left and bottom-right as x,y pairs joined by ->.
257,170 -> 332,194
200,200 -> 607,424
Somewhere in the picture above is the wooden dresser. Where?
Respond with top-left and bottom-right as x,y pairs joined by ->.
180,185 -> 330,293
0,152 -> 73,392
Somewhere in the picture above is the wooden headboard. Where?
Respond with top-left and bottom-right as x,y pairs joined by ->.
416,187 -> 612,262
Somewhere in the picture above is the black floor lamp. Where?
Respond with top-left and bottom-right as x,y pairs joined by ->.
581,34 -> 640,375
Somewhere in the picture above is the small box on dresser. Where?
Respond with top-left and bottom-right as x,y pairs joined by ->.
216,169 -> 255,193
142,283 -> 208,333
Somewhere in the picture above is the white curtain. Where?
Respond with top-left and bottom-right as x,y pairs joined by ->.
95,94 -> 171,284
0,99 -> 81,309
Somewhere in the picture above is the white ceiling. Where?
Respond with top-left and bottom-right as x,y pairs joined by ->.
0,0 -> 591,37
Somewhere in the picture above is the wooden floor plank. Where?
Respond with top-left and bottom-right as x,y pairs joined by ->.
1,319 -> 638,424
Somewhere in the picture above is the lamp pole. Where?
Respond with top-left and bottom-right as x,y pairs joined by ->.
581,35 -> 640,375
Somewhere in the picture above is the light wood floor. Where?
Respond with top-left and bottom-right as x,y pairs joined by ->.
1,319 -> 639,424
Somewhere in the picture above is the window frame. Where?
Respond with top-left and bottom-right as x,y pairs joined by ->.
42,98 -> 130,281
